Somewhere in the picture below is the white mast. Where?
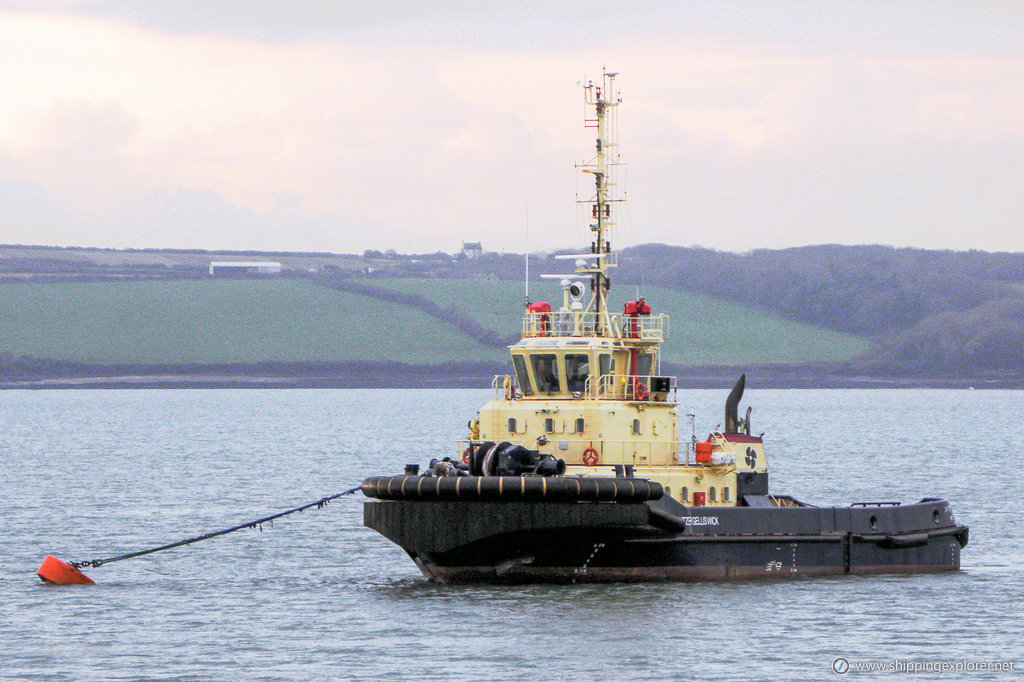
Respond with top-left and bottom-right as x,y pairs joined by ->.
579,70 -> 622,336
525,132 -> 530,305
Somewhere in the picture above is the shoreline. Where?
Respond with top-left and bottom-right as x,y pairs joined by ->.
2,362 -> 1020,389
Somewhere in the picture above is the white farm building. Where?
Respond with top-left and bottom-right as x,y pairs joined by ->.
208,261 -> 282,276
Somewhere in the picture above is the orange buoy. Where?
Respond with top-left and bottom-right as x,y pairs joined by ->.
36,555 -> 94,585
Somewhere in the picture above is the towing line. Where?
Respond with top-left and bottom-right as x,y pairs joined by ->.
37,486 -> 361,585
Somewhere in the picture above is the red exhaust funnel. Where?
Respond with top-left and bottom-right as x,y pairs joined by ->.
37,555 -> 94,585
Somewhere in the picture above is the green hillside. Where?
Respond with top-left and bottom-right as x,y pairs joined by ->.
0,279 -> 499,365
367,278 -> 871,365
0,277 -> 869,368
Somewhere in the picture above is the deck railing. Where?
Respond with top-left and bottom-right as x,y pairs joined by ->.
491,374 -> 521,400
583,373 -> 677,402
491,372 -> 676,402
522,312 -> 668,341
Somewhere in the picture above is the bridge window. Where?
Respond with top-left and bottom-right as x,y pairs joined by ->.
599,353 -> 613,378
531,354 -> 560,394
637,353 -> 654,376
512,355 -> 533,396
565,354 -> 589,393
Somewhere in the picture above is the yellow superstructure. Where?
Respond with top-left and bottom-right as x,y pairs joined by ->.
463,71 -> 769,508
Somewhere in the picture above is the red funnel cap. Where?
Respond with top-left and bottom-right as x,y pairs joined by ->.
37,555 -> 95,585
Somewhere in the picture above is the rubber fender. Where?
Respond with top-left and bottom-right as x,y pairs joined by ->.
647,507 -> 689,532
956,526 -> 969,548
879,532 -> 930,548
360,475 -> 664,503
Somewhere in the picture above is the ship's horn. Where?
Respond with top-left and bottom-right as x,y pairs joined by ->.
725,374 -> 746,433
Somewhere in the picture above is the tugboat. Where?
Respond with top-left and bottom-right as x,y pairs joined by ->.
362,71 -> 969,582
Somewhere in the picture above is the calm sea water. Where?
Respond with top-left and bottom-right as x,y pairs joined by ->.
1,388 -> 1022,680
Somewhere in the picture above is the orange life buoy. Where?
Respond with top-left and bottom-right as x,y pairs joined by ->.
582,447 -> 600,466
461,447 -> 470,464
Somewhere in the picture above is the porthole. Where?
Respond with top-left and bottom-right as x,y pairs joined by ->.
545,418 -> 554,433
723,486 -> 730,502
709,487 -> 716,502
508,418 -> 517,433
681,486 -> 688,502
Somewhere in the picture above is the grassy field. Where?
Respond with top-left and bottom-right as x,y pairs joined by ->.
0,277 -> 870,368
368,278 -> 871,365
0,279 -> 500,365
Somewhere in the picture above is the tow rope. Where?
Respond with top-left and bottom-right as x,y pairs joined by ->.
37,486 -> 361,585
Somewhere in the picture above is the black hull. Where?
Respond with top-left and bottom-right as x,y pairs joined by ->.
364,497 -> 967,583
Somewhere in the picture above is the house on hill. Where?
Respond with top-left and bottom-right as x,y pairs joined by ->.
461,242 -> 483,259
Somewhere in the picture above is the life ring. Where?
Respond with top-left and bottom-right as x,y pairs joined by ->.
582,446 -> 600,466
461,447 -> 470,464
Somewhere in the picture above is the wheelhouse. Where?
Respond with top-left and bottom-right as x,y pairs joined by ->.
509,340 -> 668,402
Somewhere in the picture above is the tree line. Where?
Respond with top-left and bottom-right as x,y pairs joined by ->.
606,244 -> 1024,373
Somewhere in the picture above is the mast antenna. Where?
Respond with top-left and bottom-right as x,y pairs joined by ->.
577,69 -> 622,335
525,131 -> 530,305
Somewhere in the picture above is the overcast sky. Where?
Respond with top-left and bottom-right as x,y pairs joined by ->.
1,1 -> 1022,254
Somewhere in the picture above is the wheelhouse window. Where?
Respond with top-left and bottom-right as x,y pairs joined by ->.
531,354 -> 560,393
565,354 -> 589,393
637,353 -> 655,376
512,355 -> 533,396
599,353 -> 613,378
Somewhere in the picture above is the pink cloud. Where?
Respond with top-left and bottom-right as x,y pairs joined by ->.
0,8 -> 1022,254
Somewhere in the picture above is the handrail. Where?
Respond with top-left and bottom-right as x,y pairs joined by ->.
491,374 -> 520,400
521,311 -> 668,341
582,373 -> 677,402
618,313 -> 670,342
